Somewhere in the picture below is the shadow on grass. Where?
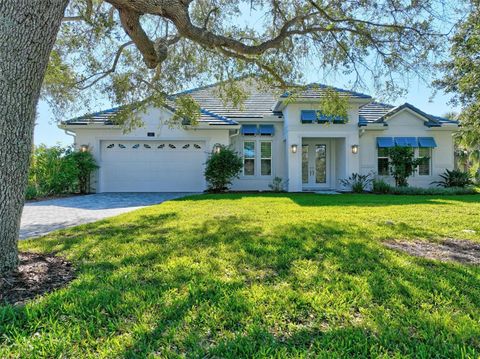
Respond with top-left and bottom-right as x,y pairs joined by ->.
2,212 -> 480,357
176,192 -> 480,207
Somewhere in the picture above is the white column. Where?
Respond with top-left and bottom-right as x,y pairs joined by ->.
286,133 -> 302,192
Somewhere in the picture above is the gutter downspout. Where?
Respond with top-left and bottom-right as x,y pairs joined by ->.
64,129 -> 76,147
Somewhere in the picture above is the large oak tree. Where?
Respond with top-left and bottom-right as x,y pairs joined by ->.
0,0 -> 460,274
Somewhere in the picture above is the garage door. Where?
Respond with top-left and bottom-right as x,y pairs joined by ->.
100,140 -> 207,192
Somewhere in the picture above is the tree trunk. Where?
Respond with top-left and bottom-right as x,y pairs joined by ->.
0,0 -> 69,274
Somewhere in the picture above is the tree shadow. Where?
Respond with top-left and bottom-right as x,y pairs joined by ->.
4,213 -> 480,357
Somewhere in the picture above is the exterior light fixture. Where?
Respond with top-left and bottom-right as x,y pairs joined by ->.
351,144 -> 359,154
80,144 -> 89,152
291,144 -> 298,153
213,144 -> 222,154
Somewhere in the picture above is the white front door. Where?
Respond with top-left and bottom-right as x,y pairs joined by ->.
302,139 -> 331,190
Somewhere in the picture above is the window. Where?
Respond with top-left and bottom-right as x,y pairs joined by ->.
243,141 -> 255,176
147,132 -> 155,137
260,141 -> 272,176
418,147 -> 431,176
378,148 -> 389,176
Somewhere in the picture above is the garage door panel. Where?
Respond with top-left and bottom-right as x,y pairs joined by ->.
100,140 -> 206,192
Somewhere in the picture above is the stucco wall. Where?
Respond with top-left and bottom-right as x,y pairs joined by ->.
69,107 -> 231,192
282,102 -> 362,191
359,109 -> 456,187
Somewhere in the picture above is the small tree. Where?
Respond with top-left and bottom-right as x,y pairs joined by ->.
68,150 -> 99,194
388,146 -> 426,187
204,146 -> 243,192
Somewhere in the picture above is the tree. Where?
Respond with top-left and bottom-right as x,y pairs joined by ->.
0,1 -> 69,274
435,1 -> 480,176
0,0 -> 461,274
388,146 -> 426,187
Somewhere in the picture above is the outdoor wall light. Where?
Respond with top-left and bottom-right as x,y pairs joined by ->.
213,144 -> 222,154
291,144 -> 298,153
351,144 -> 359,154
80,144 -> 89,152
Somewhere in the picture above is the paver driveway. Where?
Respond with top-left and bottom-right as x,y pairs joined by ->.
20,193 -> 194,239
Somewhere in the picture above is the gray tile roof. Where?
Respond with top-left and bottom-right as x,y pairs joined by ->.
62,81 -> 456,128
281,83 -> 372,100
358,102 -> 458,127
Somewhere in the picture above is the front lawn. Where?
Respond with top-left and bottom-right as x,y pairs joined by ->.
2,194 -> 480,357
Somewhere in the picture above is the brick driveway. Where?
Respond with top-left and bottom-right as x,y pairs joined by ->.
20,193 -> 194,239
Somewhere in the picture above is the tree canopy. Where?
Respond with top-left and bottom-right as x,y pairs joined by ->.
435,1 -> 480,173
45,0 -> 461,125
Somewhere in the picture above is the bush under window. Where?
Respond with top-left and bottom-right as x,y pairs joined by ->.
204,145 -> 243,192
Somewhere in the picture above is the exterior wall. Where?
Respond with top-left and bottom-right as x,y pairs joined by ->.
230,120 -> 285,191
283,102 -> 362,191
69,107 -> 231,192
359,109 -> 456,187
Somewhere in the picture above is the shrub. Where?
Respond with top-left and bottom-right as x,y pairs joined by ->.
340,173 -> 372,193
269,177 -> 286,192
29,145 -> 78,197
25,185 -> 38,200
388,146 -> 426,187
372,178 -> 391,194
387,186 -> 477,195
204,145 -> 243,192
431,169 -> 472,188
67,150 -> 99,194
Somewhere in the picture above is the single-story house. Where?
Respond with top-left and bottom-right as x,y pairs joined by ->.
59,80 -> 459,192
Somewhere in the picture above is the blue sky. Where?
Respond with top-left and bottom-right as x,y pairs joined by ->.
34,2 -> 460,146
34,80 -> 457,146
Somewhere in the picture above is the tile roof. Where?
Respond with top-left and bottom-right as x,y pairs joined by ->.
358,102 -> 458,127
281,83 -> 372,100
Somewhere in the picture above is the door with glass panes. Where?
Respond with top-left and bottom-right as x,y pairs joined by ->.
302,139 -> 330,189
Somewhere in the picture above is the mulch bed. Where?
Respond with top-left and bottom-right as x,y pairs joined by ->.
0,252 -> 75,306
385,238 -> 480,265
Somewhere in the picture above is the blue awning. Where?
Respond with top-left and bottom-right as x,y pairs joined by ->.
377,137 -> 395,148
394,137 -> 418,147
301,110 -> 316,123
259,124 -> 274,136
418,137 -> 437,148
241,124 -> 258,136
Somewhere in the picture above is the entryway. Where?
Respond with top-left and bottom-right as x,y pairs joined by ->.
301,138 -> 333,190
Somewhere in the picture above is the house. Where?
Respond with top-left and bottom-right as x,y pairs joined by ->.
59,80 -> 459,193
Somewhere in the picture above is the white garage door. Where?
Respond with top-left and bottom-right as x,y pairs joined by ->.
100,140 -> 207,192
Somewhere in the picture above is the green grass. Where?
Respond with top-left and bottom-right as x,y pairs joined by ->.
2,194 -> 480,358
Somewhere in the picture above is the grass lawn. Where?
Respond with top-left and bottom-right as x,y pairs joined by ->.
2,194 -> 480,358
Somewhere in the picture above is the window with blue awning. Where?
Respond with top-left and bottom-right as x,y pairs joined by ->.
418,137 -> 437,148
300,110 -> 316,123
241,124 -> 258,136
377,137 -> 395,148
394,137 -> 418,147
259,124 -> 274,136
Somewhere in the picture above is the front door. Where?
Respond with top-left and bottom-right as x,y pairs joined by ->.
302,140 -> 330,189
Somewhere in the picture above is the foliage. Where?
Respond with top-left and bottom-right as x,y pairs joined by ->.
268,177 -> 286,192
435,3 -> 480,173
27,145 -> 98,198
372,178 -> 392,194
3,194 -> 479,357
28,145 -> 78,197
387,186 -> 477,195
42,1 -> 461,126
387,146 -> 426,187
204,145 -> 243,192
68,150 -> 99,194
431,169 -> 473,188
340,173 -> 372,193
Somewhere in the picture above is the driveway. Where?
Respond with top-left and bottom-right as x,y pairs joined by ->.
20,193 -> 195,239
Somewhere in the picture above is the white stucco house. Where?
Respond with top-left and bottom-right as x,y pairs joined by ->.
59,80 -> 459,193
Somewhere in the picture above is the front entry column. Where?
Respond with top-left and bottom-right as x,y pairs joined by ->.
286,133 -> 302,192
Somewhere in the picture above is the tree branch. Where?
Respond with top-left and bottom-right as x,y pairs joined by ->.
76,41 -> 133,89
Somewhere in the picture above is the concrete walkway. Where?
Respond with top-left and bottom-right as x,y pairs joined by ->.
20,193 -> 194,239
